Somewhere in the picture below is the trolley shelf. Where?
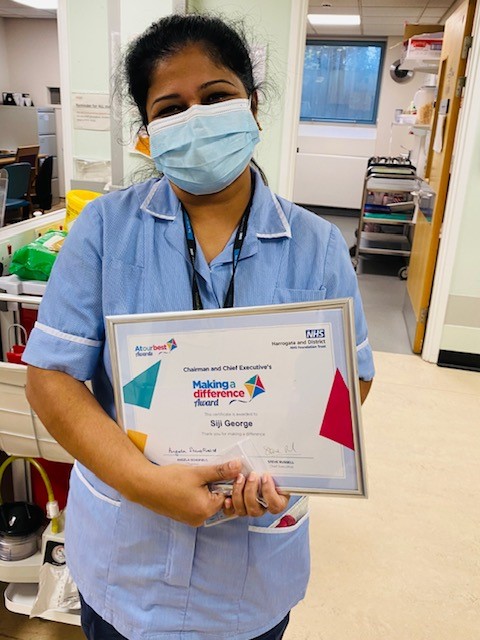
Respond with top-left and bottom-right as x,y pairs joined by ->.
359,233 -> 411,256
363,216 -> 415,226
363,177 -> 418,193
4,583 -> 81,626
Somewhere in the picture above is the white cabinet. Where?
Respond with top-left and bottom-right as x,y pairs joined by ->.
37,108 -> 59,204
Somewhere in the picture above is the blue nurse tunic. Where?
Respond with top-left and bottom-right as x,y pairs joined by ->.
23,170 -> 374,639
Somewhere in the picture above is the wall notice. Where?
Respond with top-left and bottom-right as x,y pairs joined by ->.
72,93 -> 110,131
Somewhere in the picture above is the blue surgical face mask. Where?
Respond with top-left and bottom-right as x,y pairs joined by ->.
147,98 -> 260,195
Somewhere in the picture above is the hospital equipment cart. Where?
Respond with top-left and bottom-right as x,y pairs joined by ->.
352,157 -> 419,280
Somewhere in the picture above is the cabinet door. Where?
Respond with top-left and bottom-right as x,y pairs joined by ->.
38,134 -> 57,156
37,110 -> 56,135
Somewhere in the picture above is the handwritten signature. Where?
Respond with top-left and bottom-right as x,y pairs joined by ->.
263,442 -> 297,456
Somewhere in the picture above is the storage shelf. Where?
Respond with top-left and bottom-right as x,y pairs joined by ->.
5,582 -> 81,626
366,178 -> 418,193
363,216 -> 415,226
359,232 -> 411,257
399,59 -> 440,73
0,551 -> 42,583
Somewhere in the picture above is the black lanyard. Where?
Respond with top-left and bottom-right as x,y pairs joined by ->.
182,190 -> 253,310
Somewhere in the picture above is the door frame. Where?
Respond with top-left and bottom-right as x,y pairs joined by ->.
277,0 -> 309,200
422,1 -> 480,362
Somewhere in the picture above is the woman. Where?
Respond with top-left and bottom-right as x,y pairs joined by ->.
24,14 -> 374,640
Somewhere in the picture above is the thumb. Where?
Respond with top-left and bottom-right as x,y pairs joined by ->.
197,459 -> 243,485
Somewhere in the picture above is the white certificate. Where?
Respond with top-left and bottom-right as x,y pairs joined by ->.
106,300 -> 366,496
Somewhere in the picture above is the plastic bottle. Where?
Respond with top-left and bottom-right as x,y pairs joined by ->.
414,85 -> 436,125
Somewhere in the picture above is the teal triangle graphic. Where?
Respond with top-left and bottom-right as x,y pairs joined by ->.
123,361 -> 161,410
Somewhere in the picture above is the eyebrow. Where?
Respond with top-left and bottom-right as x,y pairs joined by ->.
150,79 -> 237,107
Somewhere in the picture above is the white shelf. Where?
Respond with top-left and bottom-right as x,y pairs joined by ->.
399,59 -> 440,73
5,582 -> 81,626
411,124 -> 432,137
359,232 -> 411,257
363,216 -> 415,226
0,275 -> 48,296
366,177 -> 418,193
0,550 -> 42,583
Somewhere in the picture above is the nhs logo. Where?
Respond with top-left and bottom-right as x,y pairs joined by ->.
305,328 -> 325,339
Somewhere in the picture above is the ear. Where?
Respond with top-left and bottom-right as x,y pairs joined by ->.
250,90 -> 259,117
250,90 -> 262,131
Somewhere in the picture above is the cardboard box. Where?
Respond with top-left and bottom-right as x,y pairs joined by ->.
403,23 -> 444,41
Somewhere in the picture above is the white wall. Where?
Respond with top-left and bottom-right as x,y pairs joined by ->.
66,0 -> 111,175
0,18 -> 10,95
374,37 -> 425,157
4,18 -> 60,107
293,36 -> 427,209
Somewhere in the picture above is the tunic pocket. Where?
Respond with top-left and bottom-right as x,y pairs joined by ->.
240,510 -> 310,621
65,465 -> 121,610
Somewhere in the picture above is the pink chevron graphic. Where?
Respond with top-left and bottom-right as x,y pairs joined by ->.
319,369 -> 354,450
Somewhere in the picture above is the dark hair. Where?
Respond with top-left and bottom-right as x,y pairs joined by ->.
125,14 -> 257,128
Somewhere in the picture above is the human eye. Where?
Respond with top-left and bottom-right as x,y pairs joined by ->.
203,92 -> 233,104
155,104 -> 185,119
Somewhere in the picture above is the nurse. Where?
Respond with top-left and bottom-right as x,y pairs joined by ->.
24,14 -> 374,640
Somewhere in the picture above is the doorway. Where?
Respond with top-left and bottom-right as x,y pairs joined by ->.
292,0 -> 463,356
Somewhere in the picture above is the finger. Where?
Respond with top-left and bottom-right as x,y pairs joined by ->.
206,489 -> 226,513
261,474 -> 290,514
244,472 -> 266,517
197,459 -> 242,485
222,497 -> 235,518
231,473 -> 247,516
186,491 -> 225,527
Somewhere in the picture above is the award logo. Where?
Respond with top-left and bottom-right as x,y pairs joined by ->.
134,337 -> 177,358
192,375 -> 266,407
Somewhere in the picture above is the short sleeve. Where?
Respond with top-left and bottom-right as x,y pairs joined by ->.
324,224 -> 375,381
22,202 -> 104,381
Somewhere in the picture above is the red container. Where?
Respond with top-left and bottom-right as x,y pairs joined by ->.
6,344 -> 26,365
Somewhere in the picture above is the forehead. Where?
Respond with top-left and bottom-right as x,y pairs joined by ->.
147,43 -> 244,95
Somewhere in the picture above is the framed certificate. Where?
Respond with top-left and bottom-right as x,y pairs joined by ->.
106,300 -> 367,496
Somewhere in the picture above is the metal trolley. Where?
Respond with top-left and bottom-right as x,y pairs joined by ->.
352,157 -> 419,280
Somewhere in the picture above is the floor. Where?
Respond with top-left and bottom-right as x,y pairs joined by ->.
326,214 -> 412,355
1,351 -> 479,639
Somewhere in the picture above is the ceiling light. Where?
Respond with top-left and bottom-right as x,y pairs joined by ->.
308,14 -> 361,26
11,0 -> 58,9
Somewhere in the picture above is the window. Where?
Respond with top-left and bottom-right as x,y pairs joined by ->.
300,40 -> 385,124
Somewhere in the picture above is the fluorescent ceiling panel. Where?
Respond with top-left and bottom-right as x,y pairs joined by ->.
308,14 -> 361,25
11,0 -> 57,8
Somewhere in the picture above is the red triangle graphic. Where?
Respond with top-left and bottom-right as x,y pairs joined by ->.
319,369 -> 354,450
255,376 -> 265,390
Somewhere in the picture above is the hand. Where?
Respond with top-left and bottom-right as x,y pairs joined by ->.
223,472 -> 290,519
136,459 -> 243,527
